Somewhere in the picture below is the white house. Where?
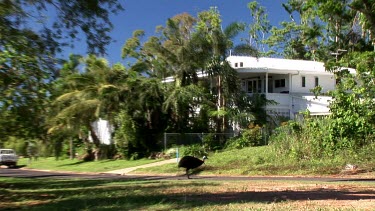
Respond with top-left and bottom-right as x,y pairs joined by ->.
93,56 -> 355,144
226,56 -> 355,119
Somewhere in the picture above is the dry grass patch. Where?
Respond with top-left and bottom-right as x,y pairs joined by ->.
1,177 -> 374,210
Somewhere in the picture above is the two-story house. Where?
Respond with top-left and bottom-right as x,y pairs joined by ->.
92,56 -> 355,144
227,56 -> 355,119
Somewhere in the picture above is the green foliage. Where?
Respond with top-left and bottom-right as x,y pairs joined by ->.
123,9 -> 254,134
111,77 -> 167,159
165,148 -> 177,158
246,1 -> 271,54
0,0 -> 122,143
202,133 -> 219,151
178,144 -> 207,158
49,55 -> 136,160
113,110 -> 138,159
270,114 -> 375,161
7,0 -> 375,161
310,85 -> 322,99
263,0 -> 375,161
2,137 -> 28,156
327,52 -> 375,149
225,126 -> 263,149
1,137 -> 55,158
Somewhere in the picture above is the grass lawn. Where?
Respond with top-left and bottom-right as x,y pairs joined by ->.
16,146 -> 375,178
2,146 -> 374,210
0,177 -> 374,210
17,157 -> 160,173
134,146 -> 375,178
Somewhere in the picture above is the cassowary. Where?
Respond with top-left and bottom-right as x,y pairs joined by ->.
178,155 -> 207,179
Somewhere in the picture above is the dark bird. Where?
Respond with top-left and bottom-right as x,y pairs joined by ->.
178,155 -> 207,179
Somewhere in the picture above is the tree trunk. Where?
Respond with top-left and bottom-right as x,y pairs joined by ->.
89,125 -> 101,161
69,138 -> 74,159
217,75 -> 227,133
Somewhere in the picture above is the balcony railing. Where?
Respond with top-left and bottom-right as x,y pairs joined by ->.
248,92 -> 332,118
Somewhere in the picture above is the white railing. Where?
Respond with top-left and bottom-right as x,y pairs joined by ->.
251,93 -> 333,118
292,95 -> 331,115
265,93 -> 290,106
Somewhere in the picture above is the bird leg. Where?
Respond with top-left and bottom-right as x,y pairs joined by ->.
186,169 -> 190,179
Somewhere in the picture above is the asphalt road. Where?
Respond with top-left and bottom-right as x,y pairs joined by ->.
1,167 -> 374,183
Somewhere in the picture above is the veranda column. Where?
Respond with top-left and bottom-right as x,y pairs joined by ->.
265,72 -> 268,97
288,73 -> 293,119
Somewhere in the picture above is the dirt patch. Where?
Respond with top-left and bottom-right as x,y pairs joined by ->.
175,181 -> 375,210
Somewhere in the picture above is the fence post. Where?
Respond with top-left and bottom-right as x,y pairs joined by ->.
176,147 -> 179,163
164,132 -> 167,151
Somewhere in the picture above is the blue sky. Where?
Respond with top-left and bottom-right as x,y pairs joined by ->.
70,0 -> 290,65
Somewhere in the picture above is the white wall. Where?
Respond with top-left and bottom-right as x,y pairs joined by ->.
291,96 -> 331,115
89,119 -> 113,145
292,74 -> 335,94
272,75 -> 289,93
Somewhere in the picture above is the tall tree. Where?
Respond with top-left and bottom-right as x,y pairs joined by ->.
196,7 -> 259,133
50,55 -> 131,160
270,0 -> 375,149
113,76 -> 168,159
122,8 -> 264,134
123,13 -> 210,132
243,1 -> 271,55
0,0 -> 123,143
326,0 -> 375,148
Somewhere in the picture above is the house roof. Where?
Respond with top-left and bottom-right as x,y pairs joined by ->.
227,56 -> 356,75
162,56 -> 356,82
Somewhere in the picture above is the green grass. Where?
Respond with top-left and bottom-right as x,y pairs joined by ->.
1,177 -> 374,210
4,146 -> 375,210
18,157 -> 159,173
17,146 -> 374,178
135,146 -> 375,177
137,147 -> 373,179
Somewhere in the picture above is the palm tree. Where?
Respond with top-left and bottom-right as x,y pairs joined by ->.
139,13 -> 210,132
122,9 -> 262,135
50,55 -> 130,160
197,8 -> 258,133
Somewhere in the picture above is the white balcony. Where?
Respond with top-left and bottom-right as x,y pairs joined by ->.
249,93 -> 332,119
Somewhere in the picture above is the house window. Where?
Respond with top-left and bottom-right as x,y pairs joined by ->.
275,79 -> 285,88
302,76 -> 306,87
247,80 -> 256,93
240,62 -> 243,67
247,79 -> 262,93
241,81 -> 246,91
235,63 -> 238,67
315,77 -> 319,87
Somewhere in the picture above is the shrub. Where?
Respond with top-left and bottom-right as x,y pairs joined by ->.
225,126 -> 264,149
2,136 -> 27,156
270,118 -> 327,160
178,144 -> 206,157
202,133 -> 217,151
165,148 -> 177,158
269,115 -> 375,163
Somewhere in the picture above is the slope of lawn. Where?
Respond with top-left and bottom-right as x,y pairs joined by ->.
17,146 -> 375,177
134,146 -> 375,177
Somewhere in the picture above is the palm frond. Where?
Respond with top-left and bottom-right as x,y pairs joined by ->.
54,90 -> 83,103
224,22 -> 246,39
233,44 -> 260,57
56,99 -> 100,120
